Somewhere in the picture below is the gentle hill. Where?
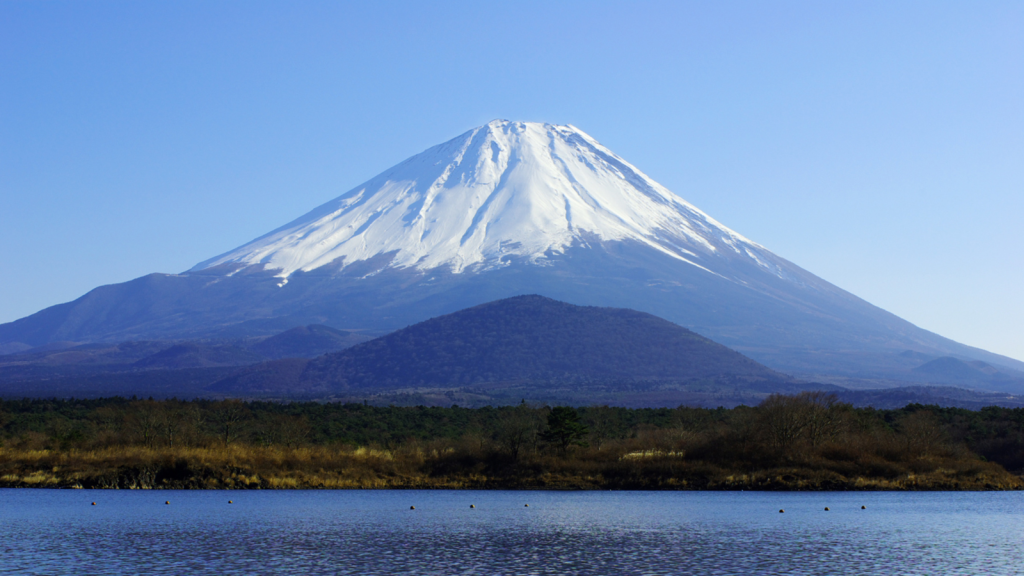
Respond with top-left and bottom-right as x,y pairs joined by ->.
0,341 -> 177,383
133,342 -> 263,369
899,350 -> 936,363
0,342 -> 32,355
0,325 -> 369,375
913,357 -> 990,383
212,295 -> 791,397
908,356 -> 1024,394
967,360 -> 1002,376
249,324 -> 371,359
837,386 -> 1024,410
0,341 -> 170,367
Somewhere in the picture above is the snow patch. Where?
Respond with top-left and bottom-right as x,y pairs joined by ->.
192,120 -> 783,282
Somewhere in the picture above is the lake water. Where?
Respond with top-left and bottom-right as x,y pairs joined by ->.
0,489 -> 1021,575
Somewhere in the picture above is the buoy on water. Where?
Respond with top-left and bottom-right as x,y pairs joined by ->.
524,504 -> 529,507
824,507 -> 830,511
779,509 -> 785,513
410,506 -> 416,510
228,500 -> 233,504
165,501 -> 170,505
470,504 -> 475,508
91,502 -> 96,506
861,505 -> 867,509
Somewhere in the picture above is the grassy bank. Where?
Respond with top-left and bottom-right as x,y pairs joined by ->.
0,394 -> 1022,490
0,445 -> 1018,490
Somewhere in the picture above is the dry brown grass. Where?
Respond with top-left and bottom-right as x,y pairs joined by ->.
4,438 -> 1017,491
2,395 -> 1022,491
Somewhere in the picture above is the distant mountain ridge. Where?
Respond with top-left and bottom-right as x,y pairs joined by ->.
0,324 -> 370,385
906,356 -> 1024,393
2,120 -> 1020,384
2,297 -> 1022,409
250,325 -> 372,360
211,295 -> 797,399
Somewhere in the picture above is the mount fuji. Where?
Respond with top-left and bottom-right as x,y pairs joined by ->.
2,120 -> 1020,382
194,120 -> 775,281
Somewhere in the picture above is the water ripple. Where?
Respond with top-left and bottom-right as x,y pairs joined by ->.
1,490 -> 1021,575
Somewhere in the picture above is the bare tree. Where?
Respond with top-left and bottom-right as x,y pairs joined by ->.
158,404 -> 183,448
583,406 -> 618,450
180,404 -> 207,447
127,401 -> 161,447
896,410 -> 944,458
757,392 -> 851,452
801,392 -> 849,447
210,401 -> 250,446
276,412 -> 311,448
757,394 -> 810,452
496,403 -> 540,461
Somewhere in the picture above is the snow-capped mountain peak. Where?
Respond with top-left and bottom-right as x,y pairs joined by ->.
192,120 -> 777,279
10,121 -> 1022,382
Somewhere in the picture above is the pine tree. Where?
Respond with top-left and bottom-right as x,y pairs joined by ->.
541,406 -> 589,455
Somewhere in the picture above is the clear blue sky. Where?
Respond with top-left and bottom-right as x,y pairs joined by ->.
2,1 -> 1021,361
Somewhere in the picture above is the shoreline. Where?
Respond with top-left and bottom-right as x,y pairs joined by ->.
4,397 -> 1024,493
2,461 -> 1019,491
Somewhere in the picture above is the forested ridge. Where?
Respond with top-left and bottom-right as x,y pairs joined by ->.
1,393 -> 1022,490
214,295 -> 787,395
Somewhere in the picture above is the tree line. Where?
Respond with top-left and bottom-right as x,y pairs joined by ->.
0,393 -> 1022,489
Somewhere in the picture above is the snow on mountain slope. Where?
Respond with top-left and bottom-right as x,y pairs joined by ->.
193,120 -> 785,281
6,120 -> 1024,380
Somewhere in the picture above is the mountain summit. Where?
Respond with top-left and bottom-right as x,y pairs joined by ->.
194,120 -> 782,282
2,120 -> 1021,384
